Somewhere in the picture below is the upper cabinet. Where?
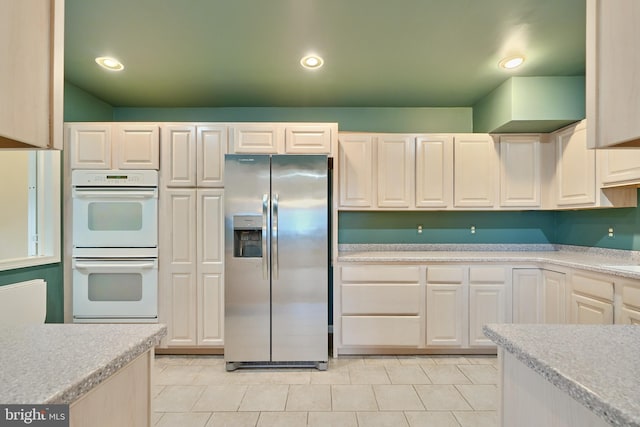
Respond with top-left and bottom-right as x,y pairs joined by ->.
0,0 -> 64,149
586,0 -> 640,148
161,124 -> 227,188
499,135 -> 542,208
338,133 -> 374,208
67,123 -> 159,170
552,120 -> 636,209
376,135 -> 414,208
453,134 -> 498,208
229,123 -> 337,155
415,135 -> 453,208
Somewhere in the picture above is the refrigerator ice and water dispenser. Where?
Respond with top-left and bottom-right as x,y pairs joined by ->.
233,215 -> 262,258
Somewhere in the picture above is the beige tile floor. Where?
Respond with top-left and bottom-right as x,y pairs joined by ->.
153,355 -> 498,427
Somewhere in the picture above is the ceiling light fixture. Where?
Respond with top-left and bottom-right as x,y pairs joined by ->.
95,56 -> 124,71
499,56 -> 525,70
300,54 -> 324,70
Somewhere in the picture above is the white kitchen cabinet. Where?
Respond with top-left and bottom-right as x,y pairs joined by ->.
599,149 -> 640,187
159,188 -> 197,347
0,0 -> 64,149
161,125 -> 197,187
197,125 -> 227,187
586,0 -> 640,148
68,123 -> 159,170
338,134 -> 374,208
569,272 -> 614,325
468,267 -> 508,347
453,134 -> 498,208
161,124 -> 227,188
415,135 -> 453,208
499,136 -> 541,207
229,123 -> 336,154
554,121 -> 595,207
426,266 -> 467,347
615,279 -> 640,325
338,265 -> 422,348
512,269 -> 541,323
376,134 -> 414,208
285,125 -> 335,154
159,188 -> 225,348
542,270 -> 566,324
196,189 -> 225,346
230,123 -> 281,154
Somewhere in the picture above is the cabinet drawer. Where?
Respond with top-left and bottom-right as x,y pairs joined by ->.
572,273 -> 614,301
621,281 -> 640,309
342,284 -> 420,315
341,266 -> 420,283
469,267 -> 506,283
427,267 -> 464,283
341,316 -> 420,347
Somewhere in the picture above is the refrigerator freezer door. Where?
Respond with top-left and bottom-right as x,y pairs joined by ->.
224,155 -> 271,362
270,155 -> 329,362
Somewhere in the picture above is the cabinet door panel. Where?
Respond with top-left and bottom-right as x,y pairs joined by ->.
512,269 -> 541,324
600,149 -> 640,186
231,124 -> 280,153
198,273 -> 224,345
115,124 -> 159,169
159,189 -> 197,347
454,135 -> 497,207
555,122 -> 596,206
415,135 -> 453,208
619,307 -> 640,325
570,293 -> 613,324
469,284 -> 506,347
161,125 -> 196,187
500,136 -> 541,207
377,135 -> 413,208
197,126 -> 227,187
426,284 -> 466,347
285,125 -> 332,154
338,134 -> 373,207
69,125 -> 111,169
542,270 -> 566,324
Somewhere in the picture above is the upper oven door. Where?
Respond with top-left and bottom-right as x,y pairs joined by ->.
73,187 -> 158,248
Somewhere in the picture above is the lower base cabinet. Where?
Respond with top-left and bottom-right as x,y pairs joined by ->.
570,272 -> 614,325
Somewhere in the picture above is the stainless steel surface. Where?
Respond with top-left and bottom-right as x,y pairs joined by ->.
224,154 -> 328,367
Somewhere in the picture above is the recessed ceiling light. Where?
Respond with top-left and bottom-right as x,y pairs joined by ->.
499,56 -> 525,70
95,56 -> 124,71
300,55 -> 324,70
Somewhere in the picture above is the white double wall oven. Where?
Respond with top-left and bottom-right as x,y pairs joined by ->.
71,170 -> 159,323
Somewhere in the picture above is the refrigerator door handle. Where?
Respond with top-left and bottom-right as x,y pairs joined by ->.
262,193 -> 269,280
272,193 -> 279,280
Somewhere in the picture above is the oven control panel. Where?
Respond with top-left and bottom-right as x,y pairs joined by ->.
72,169 -> 158,187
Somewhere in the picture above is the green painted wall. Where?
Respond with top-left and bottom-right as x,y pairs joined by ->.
339,211 -> 556,244
473,76 -> 585,133
114,107 -> 473,133
64,81 -> 114,121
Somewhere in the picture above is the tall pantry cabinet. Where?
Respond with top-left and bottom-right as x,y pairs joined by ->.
158,125 -> 226,348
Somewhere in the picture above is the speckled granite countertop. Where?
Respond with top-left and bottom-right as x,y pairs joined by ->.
0,323 -> 166,404
337,244 -> 640,280
483,324 -> 640,427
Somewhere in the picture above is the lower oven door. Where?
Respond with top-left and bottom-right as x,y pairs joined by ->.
72,258 -> 158,323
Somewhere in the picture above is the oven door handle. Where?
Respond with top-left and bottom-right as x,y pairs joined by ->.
72,189 -> 157,199
74,261 -> 156,270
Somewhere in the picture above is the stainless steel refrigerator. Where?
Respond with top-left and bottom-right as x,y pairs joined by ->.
224,154 -> 328,371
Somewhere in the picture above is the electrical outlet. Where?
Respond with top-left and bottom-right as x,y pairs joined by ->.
608,227 -> 614,238
417,225 -> 423,234
470,225 -> 476,234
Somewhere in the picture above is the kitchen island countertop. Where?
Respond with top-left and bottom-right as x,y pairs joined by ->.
484,324 -> 640,427
0,323 -> 166,404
